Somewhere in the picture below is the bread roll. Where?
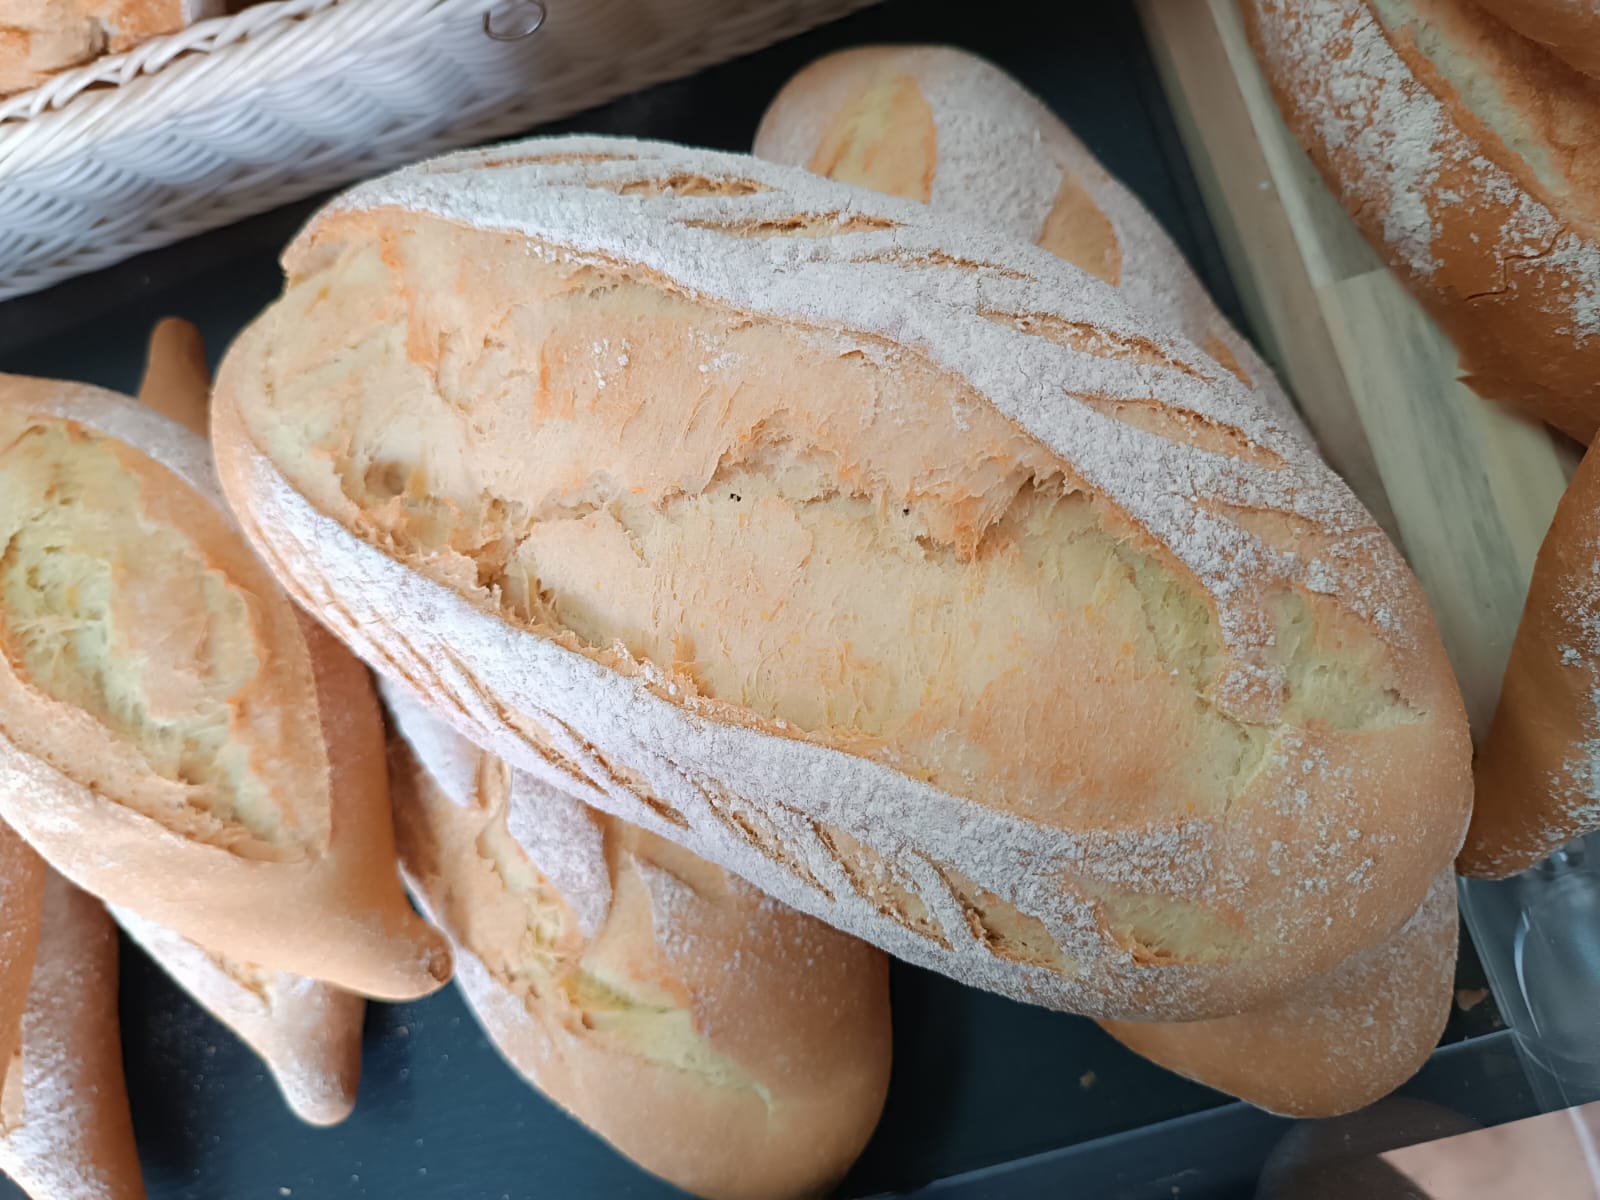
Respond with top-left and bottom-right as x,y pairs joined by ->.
0,372 -> 450,999
212,135 -> 1470,1020
1469,0 -> 1600,78
1241,0 -> 1600,442
1465,443 -> 1600,875
112,906 -> 363,1126
386,689 -> 890,1200
753,45 -> 1303,434
0,0 -> 225,96
0,822 -> 43,1108
1100,867 -> 1457,1116
0,871 -> 143,1200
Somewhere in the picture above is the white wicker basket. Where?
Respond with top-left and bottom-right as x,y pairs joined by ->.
0,0 -> 878,300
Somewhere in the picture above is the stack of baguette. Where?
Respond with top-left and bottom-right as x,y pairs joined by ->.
1240,0 -> 1600,877
14,26 -> 1572,1200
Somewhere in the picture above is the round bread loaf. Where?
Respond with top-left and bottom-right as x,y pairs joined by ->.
112,907 -> 364,1126
385,688 -> 891,1200
1242,0 -> 1600,441
1465,443 -> 1600,876
1470,0 -> 1600,78
212,134 -> 1471,1021
753,44 -> 1304,434
0,871 -> 143,1200
1099,867 -> 1457,1116
0,373 -> 450,1000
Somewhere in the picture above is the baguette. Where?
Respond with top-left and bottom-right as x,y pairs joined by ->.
0,822 -> 42,1107
0,0 -> 225,96
0,372 -> 450,999
1469,0 -> 1600,78
1241,0 -> 1600,442
1464,442 -> 1600,875
753,45 -> 1304,435
212,135 -> 1471,1020
1100,868 -> 1457,1116
113,906 -> 363,1126
385,688 -> 890,1200
0,871 -> 143,1200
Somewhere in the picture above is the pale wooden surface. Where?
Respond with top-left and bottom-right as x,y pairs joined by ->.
1136,0 -> 1575,738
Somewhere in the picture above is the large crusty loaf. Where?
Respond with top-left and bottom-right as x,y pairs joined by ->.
1469,0 -> 1600,78
211,134 -> 1471,1021
0,871 -> 143,1200
386,689 -> 890,1200
1464,442 -> 1600,875
0,821 -> 43,1107
0,372 -> 450,1000
113,906 -> 363,1126
0,0 -> 225,96
753,45 -> 1304,436
1099,867 -> 1457,1116
1241,0 -> 1600,442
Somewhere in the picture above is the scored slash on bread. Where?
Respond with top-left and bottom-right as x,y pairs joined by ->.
385,687 -> 891,1200
0,372 -> 451,1000
1099,868 -> 1457,1116
1240,0 -> 1600,442
0,871 -> 144,1200
752,44 -> 1308,439
1469,0 -> 1600,79
212,134 -> 1471,1021
757,45 -> 1460,1114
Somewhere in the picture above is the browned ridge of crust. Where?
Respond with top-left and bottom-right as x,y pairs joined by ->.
1470,0 -> 1600,78
0,372 -> 450,1000
386,688 -> 891,1200
212,134 -> 1471,1021
1241,0 -> 1600,441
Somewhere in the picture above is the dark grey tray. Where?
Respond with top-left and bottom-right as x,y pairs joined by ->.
0,2 -> 1532,1196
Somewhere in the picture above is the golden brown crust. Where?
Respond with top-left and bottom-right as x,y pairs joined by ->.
1465,443 -> 1600,875
136,317 -> 211,437
0,871 -> 144,1200
1241,0 -> 1600,441
1099,868 -> 1457,1116
386,692 -> 890,1200
0,821 -> 44,1106
0,0 -> 223,96
0,373 -> 451,999
1471,0 -> 1600,78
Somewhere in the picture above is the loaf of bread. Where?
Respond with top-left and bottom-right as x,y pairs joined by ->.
212,134 -> 1471,1020
0,0 -> 225,95
113,906 -> 363,1125
1242,0 -> 1600,442
0,822 -> 43,1106
1100,867 -> 1457,1116
1470,0 -> 1600,78
753,45 -> 1303,435
1465,443 -> 1600,875
0,372 -> 450,999
0,871 -> 143,1200
386,689 -> 890,1200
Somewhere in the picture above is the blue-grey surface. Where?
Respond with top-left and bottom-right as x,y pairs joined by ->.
0,1 -> 1525,1197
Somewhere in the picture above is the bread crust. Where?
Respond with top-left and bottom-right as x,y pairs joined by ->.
386,688 -> 890,1200
1100,868 -> 1457,1116
112,906 -> 363,1126
1241,0 -> 1600,441
753,44 -> 1305,435
0,821 -> 43,1108
212,135 -> 1470,1020
1465,442 -> 1600,875
0,373 -> 450,999
1470,0 -> 1600,78
0,871 -> 143,1200
0,0 -> 225,96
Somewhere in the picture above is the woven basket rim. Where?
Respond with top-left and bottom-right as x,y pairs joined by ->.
0,0 -> 373,125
